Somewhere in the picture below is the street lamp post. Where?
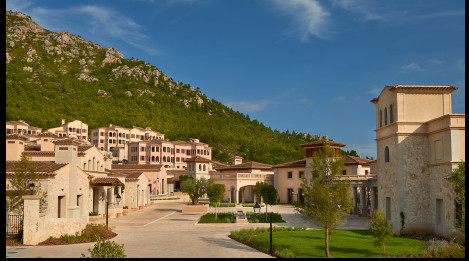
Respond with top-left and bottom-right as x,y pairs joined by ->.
107,193 -> 122,227
253,202 -> 261,214
29,183 -> 35,195
269,213 -> 272,255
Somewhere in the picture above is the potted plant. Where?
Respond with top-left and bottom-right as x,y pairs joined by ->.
122,206 -> 128,216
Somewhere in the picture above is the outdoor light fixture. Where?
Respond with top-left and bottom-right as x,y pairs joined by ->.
253,202 -> 261,214
29,183 -> 35,195
116,194 -> 121,204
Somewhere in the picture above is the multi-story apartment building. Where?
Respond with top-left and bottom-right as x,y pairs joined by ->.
6,120 -> 42,135
46,119 -> 89,141
127,138 -> 212,169
90,124 -> 164,153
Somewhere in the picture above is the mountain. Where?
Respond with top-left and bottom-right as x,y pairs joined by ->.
6,11 -> 323,165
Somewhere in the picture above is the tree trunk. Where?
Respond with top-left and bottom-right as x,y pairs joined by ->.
325,224 -> 330,257
215,201 -> 219,220
265,204 -> 268,220
383,241 -> 385,254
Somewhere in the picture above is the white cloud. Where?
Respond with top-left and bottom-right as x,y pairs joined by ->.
271,0 -> 332,41
332,96 -> 346,102
400,62 -> 423,72
333,0 -> 382,20
429,59 -> 444,65
367,88 -> 381,95
225,100 -> 269,112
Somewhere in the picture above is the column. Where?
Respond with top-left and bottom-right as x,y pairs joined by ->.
370,187 -> 376,213
352,187 -> 358,214
235,189 -> 239,204
22,195 -> 41,245
360,186 -> 366,215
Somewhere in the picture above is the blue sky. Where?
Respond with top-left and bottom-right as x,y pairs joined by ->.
7,0 -> 465,159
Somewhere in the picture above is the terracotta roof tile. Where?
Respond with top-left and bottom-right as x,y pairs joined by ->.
22,151 -> 55,157
6,134 -> 28,141
184,156 -> 212,163
272,159 -> 307,168
167,170 -> 187,175
111,164 -> 163,171
125,172 -> 144,181
92,177 -> 124,186
216,161 -> 272,171
342,155 -> 374,165
6,161 -> 67,175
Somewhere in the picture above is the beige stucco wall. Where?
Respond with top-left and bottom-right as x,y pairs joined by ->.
276,167 -> 304,203
6,139 -> 24,161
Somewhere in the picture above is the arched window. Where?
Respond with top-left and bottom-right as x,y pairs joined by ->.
163,156 -> 166,162
156,156 -> 159,162
385,146 -> 390,162
203,165 -> 206,171
152,156 -> 155,162
83,163 -> 87,169
199,164 -> 201,171
379,110 -> 383,127
384,108 -> 388,125
390,104 -> 393,123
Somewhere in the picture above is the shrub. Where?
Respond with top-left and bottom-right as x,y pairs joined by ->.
413,239 -> 465,258
198,212 -> 234,223
275,248 -> 296,258
38,224 -> 116,245
81,236 -> 126,258
123,206 -> 128,209
89,212 -> 99,216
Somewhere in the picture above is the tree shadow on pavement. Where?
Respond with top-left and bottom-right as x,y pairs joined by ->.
200,237 -> 264,253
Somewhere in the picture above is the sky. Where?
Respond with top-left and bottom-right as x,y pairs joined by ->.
6,0 -> 465,159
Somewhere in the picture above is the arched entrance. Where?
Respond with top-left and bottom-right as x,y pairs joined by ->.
230,187 -> 236,203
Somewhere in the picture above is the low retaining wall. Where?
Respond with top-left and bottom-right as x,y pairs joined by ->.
182,204 -> 209,213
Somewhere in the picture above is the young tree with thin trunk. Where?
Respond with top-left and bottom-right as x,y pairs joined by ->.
295,144 -> 352,257
260,184 -> 278,220
6,154 -> 48,214
369,209 -> 394,254
206,183 -> 226,220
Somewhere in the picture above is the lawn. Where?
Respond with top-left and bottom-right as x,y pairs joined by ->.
250,229 -> 427,258
198,212 -> 285,223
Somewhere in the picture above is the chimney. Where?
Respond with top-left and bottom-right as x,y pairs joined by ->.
53,139 -> 80,218
232,156 -> 243,165
61,119 -> 66,125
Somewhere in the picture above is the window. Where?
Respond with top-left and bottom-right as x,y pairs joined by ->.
287,171 -> 293,179
140,156 -> 145,161
100,132 -> 104,136
436,199 -> 443,225
163,147 -> 166,152
131,134 -> 135,138
365,170 -> 369,175
203,165 -> 206,171
343,170 -> 347,175
199,164 -> 202,171
379,110 -> 382,127
385,197 -> 391,221
384,147 -> 390,162
384,107 -> 388,125
141,147 -> 145,152
389,104 -> 393,123
299,171 -> 304,179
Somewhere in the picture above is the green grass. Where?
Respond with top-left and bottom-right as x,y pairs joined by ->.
198,212 -> 235,223
247,229 -> 427,258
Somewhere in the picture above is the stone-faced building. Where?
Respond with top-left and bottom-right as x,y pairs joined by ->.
371,85 -> 465,238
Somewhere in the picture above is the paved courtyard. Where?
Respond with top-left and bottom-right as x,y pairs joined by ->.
6,200 -> 370,258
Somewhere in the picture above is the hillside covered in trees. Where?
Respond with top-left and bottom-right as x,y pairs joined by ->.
6,11 -> 332,165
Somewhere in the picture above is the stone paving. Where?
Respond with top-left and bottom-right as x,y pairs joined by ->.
6,200 -> 370,258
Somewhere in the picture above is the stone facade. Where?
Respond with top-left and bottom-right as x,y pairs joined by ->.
371,85 -> 465,238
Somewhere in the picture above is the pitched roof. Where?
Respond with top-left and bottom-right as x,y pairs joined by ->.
78,145 -> 94,152
92,177 -> 124,186
342,155 -> 374,166
184,156 -> 212,163
6,134 -> 28,141
272,159 -> 307,168
167,169 -> 187,175
216,161 -> 273,171
125,172 -> 144,181
6,161 -> 68,176
301,140 -> 346,148
53,139 -> 81,146
24,145 -> 41,151
22,151 -> 55,157
111,164 -> 163,171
